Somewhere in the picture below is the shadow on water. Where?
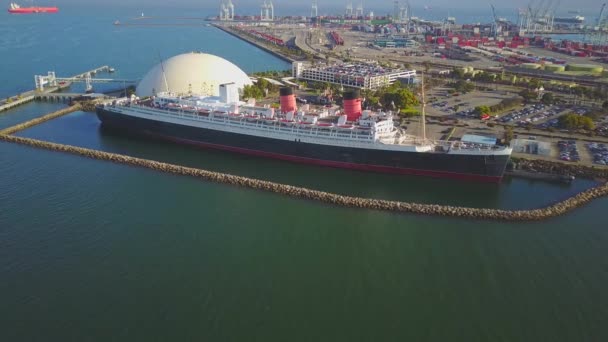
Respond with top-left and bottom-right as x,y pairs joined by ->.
15,110 -> 598,210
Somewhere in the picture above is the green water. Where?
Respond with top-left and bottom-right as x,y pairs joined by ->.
1,105 -> 608,341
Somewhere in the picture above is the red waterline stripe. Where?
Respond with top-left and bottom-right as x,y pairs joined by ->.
151,133 -> 502,183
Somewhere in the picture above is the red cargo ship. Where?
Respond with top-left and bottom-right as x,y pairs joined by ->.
8,2 -> 58,13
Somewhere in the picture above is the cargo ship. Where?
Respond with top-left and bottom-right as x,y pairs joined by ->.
8,2 -> 58,13
553,15 -> 585,25
96,84 -> 512,183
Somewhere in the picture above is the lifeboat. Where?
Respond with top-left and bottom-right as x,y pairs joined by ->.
316,122 -> 333,127
337,124 -> 354,129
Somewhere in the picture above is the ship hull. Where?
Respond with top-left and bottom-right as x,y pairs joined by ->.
8,7 -> 58,13
97,108 -> 510,183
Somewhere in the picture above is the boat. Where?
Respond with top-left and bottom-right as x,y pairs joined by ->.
96,83 -> 512,183
553,15 -> 585,24
108,68 -> 116,73
7,2 -> 58,13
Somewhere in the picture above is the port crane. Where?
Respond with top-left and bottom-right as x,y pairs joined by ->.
518,0 -> 556,35
586,3 -> 608,45
489,4 -> 500,39
311,0 -> 318,18
597,3 -> 607,28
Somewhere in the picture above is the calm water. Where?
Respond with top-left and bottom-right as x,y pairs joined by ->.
1,6 -> 608,341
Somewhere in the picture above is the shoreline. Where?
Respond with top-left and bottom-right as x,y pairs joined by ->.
213,24 -> 296,64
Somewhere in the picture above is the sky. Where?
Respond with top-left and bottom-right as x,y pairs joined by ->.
41,0 -> 600,18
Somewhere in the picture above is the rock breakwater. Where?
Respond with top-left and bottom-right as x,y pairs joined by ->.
1,133 -> 607,221
513,158 -> 608,180
0,104 -> 82,135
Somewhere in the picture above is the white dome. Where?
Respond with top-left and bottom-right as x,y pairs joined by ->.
135,52 -> 252,97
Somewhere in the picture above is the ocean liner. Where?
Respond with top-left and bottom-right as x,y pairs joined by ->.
96,82 -> 512,182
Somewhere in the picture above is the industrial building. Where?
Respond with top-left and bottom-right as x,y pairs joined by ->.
373,37 -> 419,48
292,61 -> 416,89
510,139 -> 552,156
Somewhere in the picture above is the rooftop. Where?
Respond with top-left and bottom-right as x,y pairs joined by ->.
305,62 -> 409,77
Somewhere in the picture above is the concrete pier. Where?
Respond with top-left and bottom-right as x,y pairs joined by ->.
34,93 -> 109,103
1,66 -> 117,113
0,95 -> 35,112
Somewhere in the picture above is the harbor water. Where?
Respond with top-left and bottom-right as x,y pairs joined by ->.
1,6 -> 608,341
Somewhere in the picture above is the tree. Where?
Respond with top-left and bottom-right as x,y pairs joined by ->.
580,116 -> 595,130
380,87 -> 419,111
558,113 -> 596,130
519,89 -> 537,102
474,105 -> 491,117
528,78 -> 542,90
422,61 -> 431,73
541,92 -> 554,105
242,84 -> 264,100
452,67 -> 465,79
503,126 -> 514,144
447,80 -> 474,93
603,100 -> 608,111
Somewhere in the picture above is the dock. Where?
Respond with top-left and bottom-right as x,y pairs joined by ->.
34,93 -> 112,103
71,66 -> 112,79
1,66 -> 134,113
0,83 -> 71,112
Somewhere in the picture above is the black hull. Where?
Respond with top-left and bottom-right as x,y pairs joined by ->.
96,108 -> 510,182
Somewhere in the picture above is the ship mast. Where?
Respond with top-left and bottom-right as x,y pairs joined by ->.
158,52 -> 170,93
420,72 -> 426,142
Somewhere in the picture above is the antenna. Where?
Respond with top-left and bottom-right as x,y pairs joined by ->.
158,52 -> 170,93
420,72 -> 426,142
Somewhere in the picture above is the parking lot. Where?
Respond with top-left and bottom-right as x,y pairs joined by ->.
426,89 -> 517,119
557,140 -> 580,162
587,142 -> 608,165
496,103 -> 566,127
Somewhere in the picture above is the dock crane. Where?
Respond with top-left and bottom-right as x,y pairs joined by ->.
489,4 -> 500,38
597,3 -> 607,29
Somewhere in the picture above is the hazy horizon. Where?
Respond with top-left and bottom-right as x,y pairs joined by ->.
37,1 -> 600,17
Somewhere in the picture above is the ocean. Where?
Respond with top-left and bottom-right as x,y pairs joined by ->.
1,6 -> 608,341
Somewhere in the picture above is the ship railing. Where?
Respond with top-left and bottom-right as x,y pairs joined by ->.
125,104 -> 377,144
